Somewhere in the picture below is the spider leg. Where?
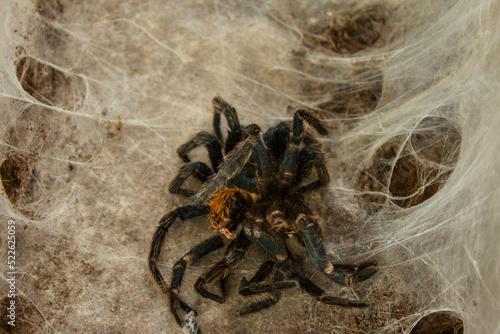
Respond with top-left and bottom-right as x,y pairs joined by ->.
263,121 -> 322,160
176,131 -> 223,172
237,219 -> 294,315
219,236 -> 273,298
240,261 -> 275,287
148,204 -> 209,302
170,236 -> 225,327
329,260 -> 379,283
218,244 -> 240,299
194,231 -> 251,303
238,261 -> 296,296
303,131 -> 320,146
263,121 -> 290,161
295,109 -> 329,137
169,162 -> 214,197
236,260 -> 291,316
294,145 -> 330,193
294,214 -> 377,286
281,110 -> 329,185
238,280 -> 296,296
212,95 -> 242,151
294,270 -> 368,307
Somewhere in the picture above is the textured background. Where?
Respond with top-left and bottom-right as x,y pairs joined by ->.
0,0 -> 499,333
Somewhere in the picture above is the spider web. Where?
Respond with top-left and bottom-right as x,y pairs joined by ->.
0,0 -> 499,333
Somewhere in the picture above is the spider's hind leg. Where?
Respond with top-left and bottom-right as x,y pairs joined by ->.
239,261 -> 275,289
294,109 -> 329,137
237,222 -> 295,316
171,131 -> 223,198
332,260 -> 379,284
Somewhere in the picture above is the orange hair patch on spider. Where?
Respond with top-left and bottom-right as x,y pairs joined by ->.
208,187 -> 255,238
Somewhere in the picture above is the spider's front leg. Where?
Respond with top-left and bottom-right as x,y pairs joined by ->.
236,260 -> 292,316
238,260 -> 296,296
170,235 -> 225,329
295,214 -> 377,286
149,204 -> 210,297
149,205 -> 216,333
238,261 -> 276,295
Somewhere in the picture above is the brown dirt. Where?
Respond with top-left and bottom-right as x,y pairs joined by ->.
357,116 -> 461,209
410,312 -> 464,334
302,5 -> 388,55
0,153 -> 39,219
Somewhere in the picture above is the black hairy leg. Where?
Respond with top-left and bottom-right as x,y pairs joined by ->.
236,260 -> 292,316
170,235 -> 225,326
291,260 -> 378,308
238,261 -> 296,296
212,95 -> 242,152
194,231 -> 252,303
296,273 -> 368,307
149,204 -> 210,299
295,145 -> 330,193
169,161 -> 213,197
176,131 -> 223,172
168,96 -> 245,199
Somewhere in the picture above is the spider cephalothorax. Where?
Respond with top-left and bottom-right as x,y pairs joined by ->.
148,96 -> 377,334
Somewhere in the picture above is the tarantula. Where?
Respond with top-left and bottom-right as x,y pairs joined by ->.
148,96 -> 377,333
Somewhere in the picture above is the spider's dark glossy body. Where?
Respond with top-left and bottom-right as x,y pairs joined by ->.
148,96 -> 377,334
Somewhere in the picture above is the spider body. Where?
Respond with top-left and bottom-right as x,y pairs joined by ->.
148,96 -> 377,333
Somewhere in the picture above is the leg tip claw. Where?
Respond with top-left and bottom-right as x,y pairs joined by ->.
354,261 -> 378,283
183,311 -> 201,334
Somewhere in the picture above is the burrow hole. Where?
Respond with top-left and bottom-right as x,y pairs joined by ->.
15,56 -> 85,110
358,116 -> 461,208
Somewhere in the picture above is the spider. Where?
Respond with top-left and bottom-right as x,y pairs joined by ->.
148,96 -> 377,334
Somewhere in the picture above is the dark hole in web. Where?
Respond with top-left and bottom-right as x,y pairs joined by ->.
410,311 -> 464,334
